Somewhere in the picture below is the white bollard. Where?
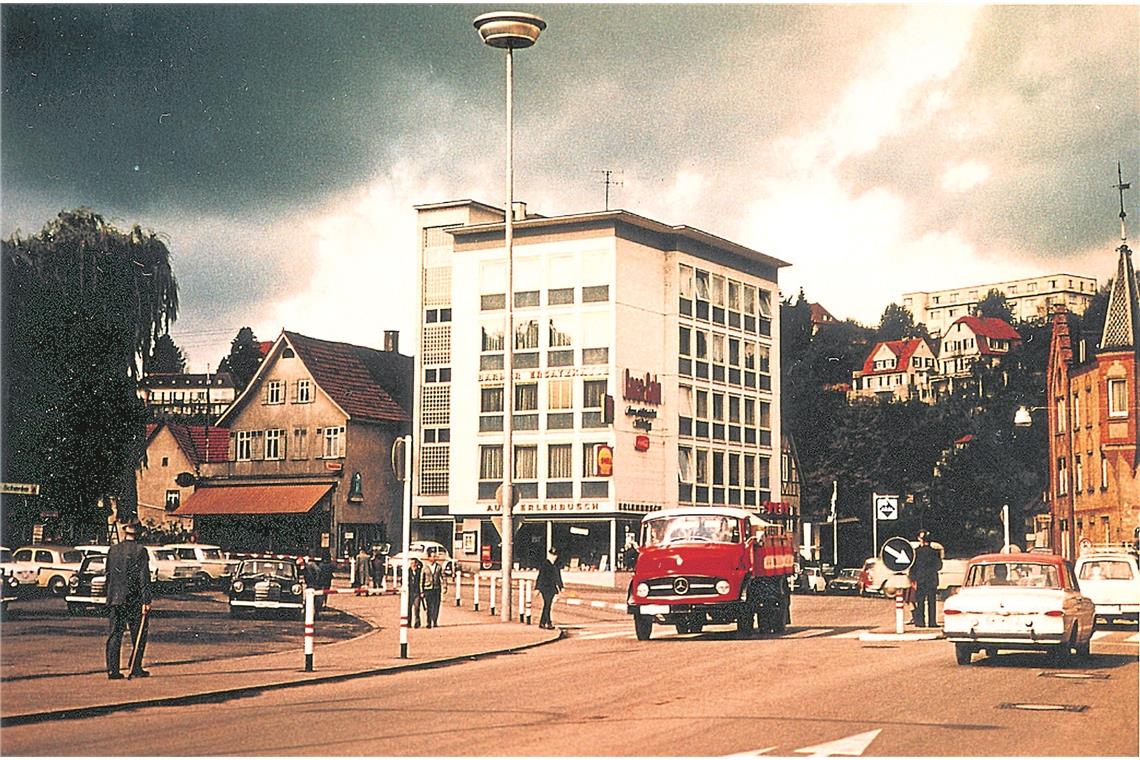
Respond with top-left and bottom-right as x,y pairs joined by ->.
474,573 -> 481,612
304,588 -> 315,672
894,589 -> 904,635
518,579 -> 526,623
524,579 -> 533,625
455,569 -> 462,607
489,574 -> 497,616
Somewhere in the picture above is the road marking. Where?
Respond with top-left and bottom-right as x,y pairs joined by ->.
831,629 -> 873,639
1092,630 -> 1111,640
579,630 -> 635,640
786,628 -> 834,638
723,747 -> 776,757
565,599 -> 584,606
794,728 -> 882,756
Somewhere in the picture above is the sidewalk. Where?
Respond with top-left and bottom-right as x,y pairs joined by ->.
0,589 -> 559,726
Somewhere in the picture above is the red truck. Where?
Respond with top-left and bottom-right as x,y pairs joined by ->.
626,507 -> 796,640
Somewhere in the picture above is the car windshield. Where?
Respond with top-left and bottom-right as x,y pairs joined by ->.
154,549 -> 177,561
965,562 -> 1061,589
1079,559 -> 1135,580
201,549 -> 223,560
240,561 -> 295,578
63,551 -> 84,563
642,514 -> 740,546
83,556 -> 107,573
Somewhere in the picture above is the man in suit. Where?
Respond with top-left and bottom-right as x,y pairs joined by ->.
420,550 -> 444,628
105,521 -> 152,679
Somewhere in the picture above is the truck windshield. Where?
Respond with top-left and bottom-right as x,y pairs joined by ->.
642,515 -> 739,546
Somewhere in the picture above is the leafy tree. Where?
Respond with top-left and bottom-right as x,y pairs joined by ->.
2,209 -> 178,541
147,333 -> 186,374
974,288 -> 1014,323
874,303 -> 919,342
218,326 -> 262,389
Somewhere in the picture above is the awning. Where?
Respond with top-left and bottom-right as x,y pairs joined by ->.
173,484 -> 333,516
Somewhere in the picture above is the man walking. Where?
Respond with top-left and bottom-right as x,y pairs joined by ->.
420,550 -> 444,628
535,546 -> 564,629
909,532 -> 942,628
105,521 -> 152,679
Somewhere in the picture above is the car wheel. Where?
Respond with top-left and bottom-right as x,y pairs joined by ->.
955,643 -> 974,665
195,572 -> 212,589
737,607 -> 755,637
48,576 -> 67,596
633,614 -> 653,641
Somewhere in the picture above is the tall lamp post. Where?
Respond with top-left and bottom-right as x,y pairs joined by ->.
474,10 -> 546,623
1015,404 -> 1073,559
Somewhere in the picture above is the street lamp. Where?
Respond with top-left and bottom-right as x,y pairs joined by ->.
474,10 -> 546,623
1014,404 -> 1074,559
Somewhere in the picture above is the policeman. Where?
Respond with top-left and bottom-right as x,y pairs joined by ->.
105,521 -> 152,679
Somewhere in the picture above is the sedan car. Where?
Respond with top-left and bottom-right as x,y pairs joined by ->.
387,541 -> 456,577
942,553 -> 1096,665
228,559 -> 305,618
1075,550 -> 1140,623
65,554 -> 108,614
9,545 -> 85,595
165,543 -> 239,587
827,567 -> 863,594
145,546 -> 201,591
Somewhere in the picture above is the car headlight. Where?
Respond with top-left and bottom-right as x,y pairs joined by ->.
636,582 -> 649,597
715,580 -> 731,595
232,581 -> 244,593
291,583 -> 303,595
68,576 -> 80,590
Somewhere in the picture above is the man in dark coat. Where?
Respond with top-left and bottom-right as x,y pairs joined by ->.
105,521 -> 152,679
909,533 -> 942,628
420,551 -> 444,628
535,547 -> 564,630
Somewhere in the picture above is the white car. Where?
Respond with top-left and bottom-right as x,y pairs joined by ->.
2,546 -> 38,611
795,566 -> 827,593
9,545 -> 85,596
164,544 -> 239,587
943,553 -> 1096,665
1075,550 -> 1140,623
938,558 -> 969,600
145,546 -> 201,590
388,540 -> 456,577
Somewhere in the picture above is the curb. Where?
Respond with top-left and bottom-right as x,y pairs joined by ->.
0,628 -> 563,728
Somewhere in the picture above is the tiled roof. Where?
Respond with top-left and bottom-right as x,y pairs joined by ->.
859,338 -> 930,375
1100,247 -> 1138,350
950,316 -> 1021,356
174,484 -> 332,515
149,422 -> 230,465
284,332 -> 409,423
809,303 -> 838,325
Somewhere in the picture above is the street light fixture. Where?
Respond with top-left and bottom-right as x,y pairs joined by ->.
1013,404 -> 1075,559
474,10 -> 546,623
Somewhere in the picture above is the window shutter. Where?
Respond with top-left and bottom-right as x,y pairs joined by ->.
228,432 -> 237,462
291,381 -> 299,403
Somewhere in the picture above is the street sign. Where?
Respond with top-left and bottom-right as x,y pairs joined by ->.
874,493 -> 899,521
0,482 -> 41,496
880,536 -> 914,572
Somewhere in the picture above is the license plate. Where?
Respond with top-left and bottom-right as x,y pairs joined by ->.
982,615 -> 1027,632
638,604 -> 669,615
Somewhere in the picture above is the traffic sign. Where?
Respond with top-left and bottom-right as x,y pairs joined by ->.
880,536 -> 914,572
874,493 -> 899,521
0,482 -> 40,496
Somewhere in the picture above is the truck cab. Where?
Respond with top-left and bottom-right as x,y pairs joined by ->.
626,507 -> 794,640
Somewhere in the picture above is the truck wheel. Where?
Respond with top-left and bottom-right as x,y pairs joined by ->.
737,607 -> 755,637
675,620 -> 690,635
955,643 -> 974,665
634,614 -> 653,641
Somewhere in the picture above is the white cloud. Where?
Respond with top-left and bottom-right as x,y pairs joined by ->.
941,160 -> 991,193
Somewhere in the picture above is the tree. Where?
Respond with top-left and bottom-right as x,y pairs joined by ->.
974,288 -> 1014,323
875,303 -> 919,342
2,209 -> 178,540
218,327 -> 262,390
147,334 -> 186,374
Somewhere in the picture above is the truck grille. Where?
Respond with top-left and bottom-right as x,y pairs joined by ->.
644,576 -> 720,597
254,581 -> 281,601
91,578 -> 106,596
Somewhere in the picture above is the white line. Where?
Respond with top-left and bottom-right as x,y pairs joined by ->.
831,629 -> 872,639
786,628 -> 833,638
1092,631 -> 1111,640
565,599 -> 584,606
723,746 -> 777,757
590,601 -> 608,608
578,630 -> 634,640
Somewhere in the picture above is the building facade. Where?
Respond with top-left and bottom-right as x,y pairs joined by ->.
413,200 -> 788,579
903,273 -> 1097,337
136,422 -> 229,531
849,338 -> 937,403
174,330 -> 411,558
137,372 -> 238,421
932,316 -> 1021,397
1043,243 -> 1140,557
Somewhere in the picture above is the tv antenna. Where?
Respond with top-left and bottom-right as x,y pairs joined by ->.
594,169 -> 623,211
1113,161 -> 1132,242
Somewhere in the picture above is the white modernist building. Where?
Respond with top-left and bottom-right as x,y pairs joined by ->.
412,200 -> 790,581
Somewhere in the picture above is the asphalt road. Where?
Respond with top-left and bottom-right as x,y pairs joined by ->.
3,593 -> 1135,756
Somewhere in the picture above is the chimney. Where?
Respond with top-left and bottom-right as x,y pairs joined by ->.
512,201 -> 527,221
383,330 -> 399,353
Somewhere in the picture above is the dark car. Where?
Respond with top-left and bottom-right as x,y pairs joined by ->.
827,567 -> 863,595
228,559 -> 305,619
65,555 -> 108,614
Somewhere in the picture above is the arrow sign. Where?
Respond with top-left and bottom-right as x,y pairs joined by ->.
880,536 -> 915,572
795,729 -> 882,757
874,494 -> 898,520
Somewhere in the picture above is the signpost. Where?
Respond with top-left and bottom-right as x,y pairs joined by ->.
871,492 -> 898,557
880,536 -> 914,635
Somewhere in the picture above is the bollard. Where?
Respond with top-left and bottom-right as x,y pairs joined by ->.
455,569 -> 462,607
518,579 -> 526,623
303,588 -> 315,672
894,589 -> 904,635
473,573 -> 481,612
489,574 -> 497,616
524,578 -> 533,625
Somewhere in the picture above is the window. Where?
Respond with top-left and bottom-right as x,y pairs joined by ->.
1101,452 -> 1108,490
515,383 -> 538,411
548,379 -> 573,410
292,427 -> 308,459
549,287 -> 574,305
1072,393 -> 1081,429
514,290 -> 540,308
1056,398 -> 1067,432
1057,457 -> 1068,496
515,319 -> 539,350
165,490 -> 180,511
160,456 -> 169,467
583,379 -> 608,428
514,446 -> 538,480
1108,378 -> 1128,417
695,270 -> 710,300
582,285 -> 609,303
479,445 -> 503,480
322,426 -> 345,459
548,444 -> 573,480
678,446 -> 693,482
266,380 -> 284,404
480,386 -> 504,432
296,379 -> 313,403
695,449 -> 709,484
236,430 -> 253,462
1075,454 -> 1083,492
678,385 -> 694,436
265,428 -> 284,460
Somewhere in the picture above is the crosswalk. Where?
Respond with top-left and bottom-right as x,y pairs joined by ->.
565,621 -> 1140,644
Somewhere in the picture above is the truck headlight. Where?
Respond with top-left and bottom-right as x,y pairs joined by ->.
716,580 -> 731,595
291,583 -> 303,595
636,582 -> 649,597
232,581 -> 244,593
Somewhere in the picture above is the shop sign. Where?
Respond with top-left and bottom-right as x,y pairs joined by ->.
517,501 -> 604,514
762,500 -> 795,516
622,369 -> 662,405
596,445 -> 614,476
480,367 -> 605,384
634,435 -> 650,452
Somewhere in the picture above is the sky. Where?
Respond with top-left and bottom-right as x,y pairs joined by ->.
2,3 -> 1137,372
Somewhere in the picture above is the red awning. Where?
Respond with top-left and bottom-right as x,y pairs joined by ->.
173,484 -> 332,516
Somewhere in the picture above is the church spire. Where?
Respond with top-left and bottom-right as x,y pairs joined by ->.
1101,164 -> 1138,351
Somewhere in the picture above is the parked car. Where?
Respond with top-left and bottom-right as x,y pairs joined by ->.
145,546 -> 201,591
75,544 -> 109,558
65,554 -> 108,614
228,559 -> 305,619
938,558 -> 969,600
9,545 -> 85,596
387,541 -> 456,577
827,567 -> 863,594
793,566 -> 827,594
1074,549 -> 1140,623
164,544 -> 239,587
942,553 -> 1096,665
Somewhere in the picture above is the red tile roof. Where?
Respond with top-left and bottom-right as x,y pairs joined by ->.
148,422 -> 230,465
810,302 -> 839,325
859,338 -> 931,376
284,332 -> 409,424
950,316 -> 1021,356
173,484 -> 332,515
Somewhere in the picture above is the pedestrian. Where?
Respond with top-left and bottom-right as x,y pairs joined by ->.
420,550 -> 445,628
535,546 -> 564,629
909,532 -> 942,627
406,557 -> 423,627
370,548 -> 385,589
105,521 -> 152,679
354,545 -> 370,588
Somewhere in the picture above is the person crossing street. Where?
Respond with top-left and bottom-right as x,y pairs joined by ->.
105,521 -> 152,679
535,546 -> 564,630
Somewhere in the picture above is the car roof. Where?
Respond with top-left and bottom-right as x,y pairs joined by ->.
164,543 -> 222,550
643,506 -> 762,522
15,544 -> 75,551
968,552 -> 1066,564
